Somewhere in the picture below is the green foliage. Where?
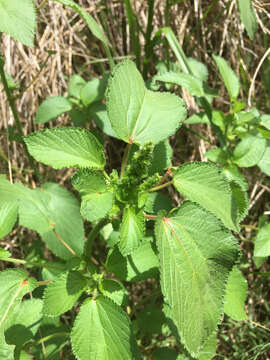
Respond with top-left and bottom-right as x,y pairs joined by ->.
71,296 -> 135,360
155,201 -> 239,356
34,96 -> 72,124
24,127 -> 105,169
237,0 -> 258,40
233,134 -> 267,167
0,0 -> 36,46
254,223 -> 270,258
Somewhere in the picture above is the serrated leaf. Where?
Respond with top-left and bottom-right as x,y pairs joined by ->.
223,267 -> 248,321
80,77 -> 107,107
106,61 -> 186,145
24,127 -> 105,169
258,142 -> 270,176
119,207 -> 145,255
43,271 -> 87,317
5,299 -> 43,346
230,181 -> 248,223
72,169 -> 114,221
68,75 -> 86,99
99,279 -> 128,306
149,140 -> 173,175
233,134 -> 267,167
19,183 -> 84,260
0,202 -> 17,239
222,165 -> 248,191
0,329 -> 14,360
155,201 -> 238,356
0,0 -> 36,46
213,55 -> 240,100
198,332 -> 217,360
144,192 -> 172,214
237,0 -> 257,40
254,223 -> 270,257
172,162 -> 238,231
71,296 -> 135,360
90,103 -> 119,138
34,96 -> 72,124
106,240 -> 159,282
0,269 -> 37,328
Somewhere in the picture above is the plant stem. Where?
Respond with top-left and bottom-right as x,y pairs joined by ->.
120,142 -> 132,178
37,280 -> 51,286
0,56 -> 42,181
144,213 -> 157,220
142,0 -> 155,79
182,125 -> 213,144
83,218 -> 110,263
149,180 -> 173,192
36,332 -> 69,345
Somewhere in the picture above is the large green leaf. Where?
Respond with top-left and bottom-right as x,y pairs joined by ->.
237,0 -> 257,40
71,296 -> 135,360
34,96 -> 72,124
172,162 -> 238,231
155,201 -> 238,356
24,127 -> 105,169
119,207 -> 145,255
72,169 -> 114,221
43,271 -> 87,317
106,61 -> 186,145
19,183 -> 85,259
5,299 -> 43,346
213,55 -> 240,100
223,267 -> 248,321
0,0 -> 36,46
254,223 -> 270,257
0,269 -> 37,328
233,134 -> 267,167
106,241 -> 159,282
0,202 -> 17,239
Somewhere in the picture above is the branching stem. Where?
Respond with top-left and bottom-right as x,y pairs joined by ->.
120,142 -> 132,178
149,180 -> 173,192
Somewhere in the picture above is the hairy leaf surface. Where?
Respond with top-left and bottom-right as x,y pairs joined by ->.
24,127 -> 105,169
0,0 -> 36,46
172,162 -> 238,231
43,271 -> 87,316
71,296 -> 134,360
155,201 -> 238,355
106,61 -> 186,145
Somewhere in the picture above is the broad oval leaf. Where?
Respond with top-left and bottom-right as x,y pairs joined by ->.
119,207 -> 145,255
172,162 -> 238,231
34,96 -> 72,124
254,223 -> 270,258
0,0 -> 36,46
71,296 -> 135,360
155,201 -> 239,356
43,271 -> 87,317
106,61 -> 186,145
24,127 -> 105,169
80,77 -> 107,107
233,134 -> 267,167
213,55 -> 240,100
223,267 -> 248,321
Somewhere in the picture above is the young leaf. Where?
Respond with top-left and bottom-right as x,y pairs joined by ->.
144,192 -> 172,214
149,140 -> 173,175
68,74 -> 86,99
237,0 -> 257,40
223,267 -> 248,321
205,148 -> 228,164
24,127 -> 105,169
258,142 -> 270,176
71,296 -> 135,360
5,299 -> 43,346
0,269 -> 37,328
72,169 -> 114,222
233,134 -> 267,167
99,279 -> 128,306
213,55 -> 240,100
172,162 -> 238,231
0,0 -> 36,46
155,201 -> 239,356
118,207 -> 145,255
43,271 -> 87,317
106,61 -> 186,145
254,223 -> 270,258
80,77 -> 107,107
19,183 -> 85,260
34,96 -> 72,124
106,241 -> 159,282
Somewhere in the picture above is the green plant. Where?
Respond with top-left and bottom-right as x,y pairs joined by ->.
0,57 -> 249,359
